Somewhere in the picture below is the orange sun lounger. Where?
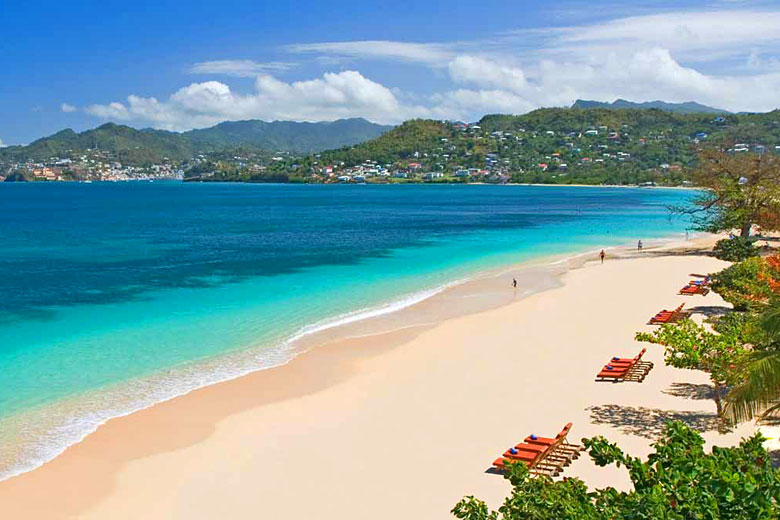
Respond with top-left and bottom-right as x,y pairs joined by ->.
596,348 -> 653,382
524,423 -> 582,457
649,304 -> 685,324
679,282 -> 710,296
492,424 -> 584,476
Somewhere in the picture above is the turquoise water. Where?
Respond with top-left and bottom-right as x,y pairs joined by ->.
0,182 -> 694,478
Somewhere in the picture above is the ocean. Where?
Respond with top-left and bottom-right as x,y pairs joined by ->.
0,182 -> 694,479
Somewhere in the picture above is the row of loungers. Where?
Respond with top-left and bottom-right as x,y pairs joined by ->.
493,273 -> 710,477
596,348 -> 654,382
492,423 -> 583,476
648,303 -> 688,324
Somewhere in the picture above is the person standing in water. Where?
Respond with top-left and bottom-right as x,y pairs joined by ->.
599,250 -> 606,263
512,278 -> 517,288
637,240 -> 643,252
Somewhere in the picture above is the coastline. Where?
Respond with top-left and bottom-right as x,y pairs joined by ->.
0,230 -> 694,484
0,232 -> 761,519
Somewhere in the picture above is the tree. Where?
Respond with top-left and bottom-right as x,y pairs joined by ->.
452,422 -> 780,520
678,147 -> 780,237
725,301 -> 780,422
636,319 -> 750,418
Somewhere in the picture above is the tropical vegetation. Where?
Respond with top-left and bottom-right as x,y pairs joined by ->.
453,422 -> 780,519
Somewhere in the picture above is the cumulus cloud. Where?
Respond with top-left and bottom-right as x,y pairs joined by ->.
82,8 -> 780,128
85,71 -> 431,130
437,47 -> 780,114
448,56 -> 527,93
61,103 -> 77,113
189,59 -> 295,77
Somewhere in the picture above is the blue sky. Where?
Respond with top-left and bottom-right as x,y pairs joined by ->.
2,0 -> 780,145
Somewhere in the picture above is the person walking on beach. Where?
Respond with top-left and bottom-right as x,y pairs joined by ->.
637,240 -> 643,252
599,250 -> 606,263
512,278 -> 517,288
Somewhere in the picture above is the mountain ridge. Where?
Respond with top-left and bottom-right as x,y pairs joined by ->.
571,99 -> 729,114
0,118 -> 393,163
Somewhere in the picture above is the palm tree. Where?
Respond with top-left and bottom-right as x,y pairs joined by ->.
724,302 -> 780,422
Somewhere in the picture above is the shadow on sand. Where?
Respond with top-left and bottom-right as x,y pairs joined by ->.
587,404 -> 721,438
662,382 -> 717,401
688,305 -> 732,318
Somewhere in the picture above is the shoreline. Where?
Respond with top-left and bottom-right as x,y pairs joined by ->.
0,233 -> 758,520
0,232 -> 697,484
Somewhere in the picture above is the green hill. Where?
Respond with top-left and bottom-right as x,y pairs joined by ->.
185,118 -> 392,153
0,123 -> 191,164
280,107 -> 780,185
0,118 -> 392,165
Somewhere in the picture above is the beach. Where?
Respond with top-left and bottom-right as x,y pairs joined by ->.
0,237 -> 762,519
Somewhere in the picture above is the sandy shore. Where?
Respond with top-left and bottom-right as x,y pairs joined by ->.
0,240 -> 760,519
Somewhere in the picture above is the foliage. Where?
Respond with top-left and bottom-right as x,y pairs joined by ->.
185,117 -> 391,153
677,147 -> 780,237
452,422 -> 780,520
636,319 -> 750,416
712,236 -> 761,261
724,301 -> 780,422
711,256 -> 778,311
280,108 -> 780,185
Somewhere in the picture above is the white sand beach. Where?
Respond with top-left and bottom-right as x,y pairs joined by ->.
0,239 -> 760,519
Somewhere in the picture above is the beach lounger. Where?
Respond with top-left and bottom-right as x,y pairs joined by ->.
491,424 -> 584,476
679,282 -> 710,296
596,348 -> 654,382
492,456 -> 560,475
524,423 -> 583,457
493,450 -> 563,476
649,304 -> 686,324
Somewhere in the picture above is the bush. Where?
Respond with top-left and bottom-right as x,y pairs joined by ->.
713,236 -> 760,262
710,256 -> 775,311
452,422 -> 780,520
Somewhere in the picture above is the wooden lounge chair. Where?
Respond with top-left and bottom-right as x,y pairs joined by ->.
649,304 -> 686,324
493,449 -> 563,476
596,348 -> 654,382
679,282 -> 710,296
689,275 -> 711,286
491,425 -> 584,476
524,423 -> 583,458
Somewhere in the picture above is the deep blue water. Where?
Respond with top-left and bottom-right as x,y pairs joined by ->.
0,182 -> 694,478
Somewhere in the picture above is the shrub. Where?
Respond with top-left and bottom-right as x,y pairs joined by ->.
452,422 -> 780,520
713,236 -> 760,262
711,256 -> 775,311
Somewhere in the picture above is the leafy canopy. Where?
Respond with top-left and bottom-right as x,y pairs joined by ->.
680,148 -> 780,237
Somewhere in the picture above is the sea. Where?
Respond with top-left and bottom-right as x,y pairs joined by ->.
0,182 -> 695,480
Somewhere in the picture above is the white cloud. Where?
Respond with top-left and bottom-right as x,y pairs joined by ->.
557,10 -> 780,53
189,60 -> 295,77
286,40 -> 454,66
61,103 -> 77,113
85,72 -> 431,130
82,8 -> 780,129
448,56 -> 527,93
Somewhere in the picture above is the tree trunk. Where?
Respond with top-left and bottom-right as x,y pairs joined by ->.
740,222 -> 752,237
713,381 -> 724,417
